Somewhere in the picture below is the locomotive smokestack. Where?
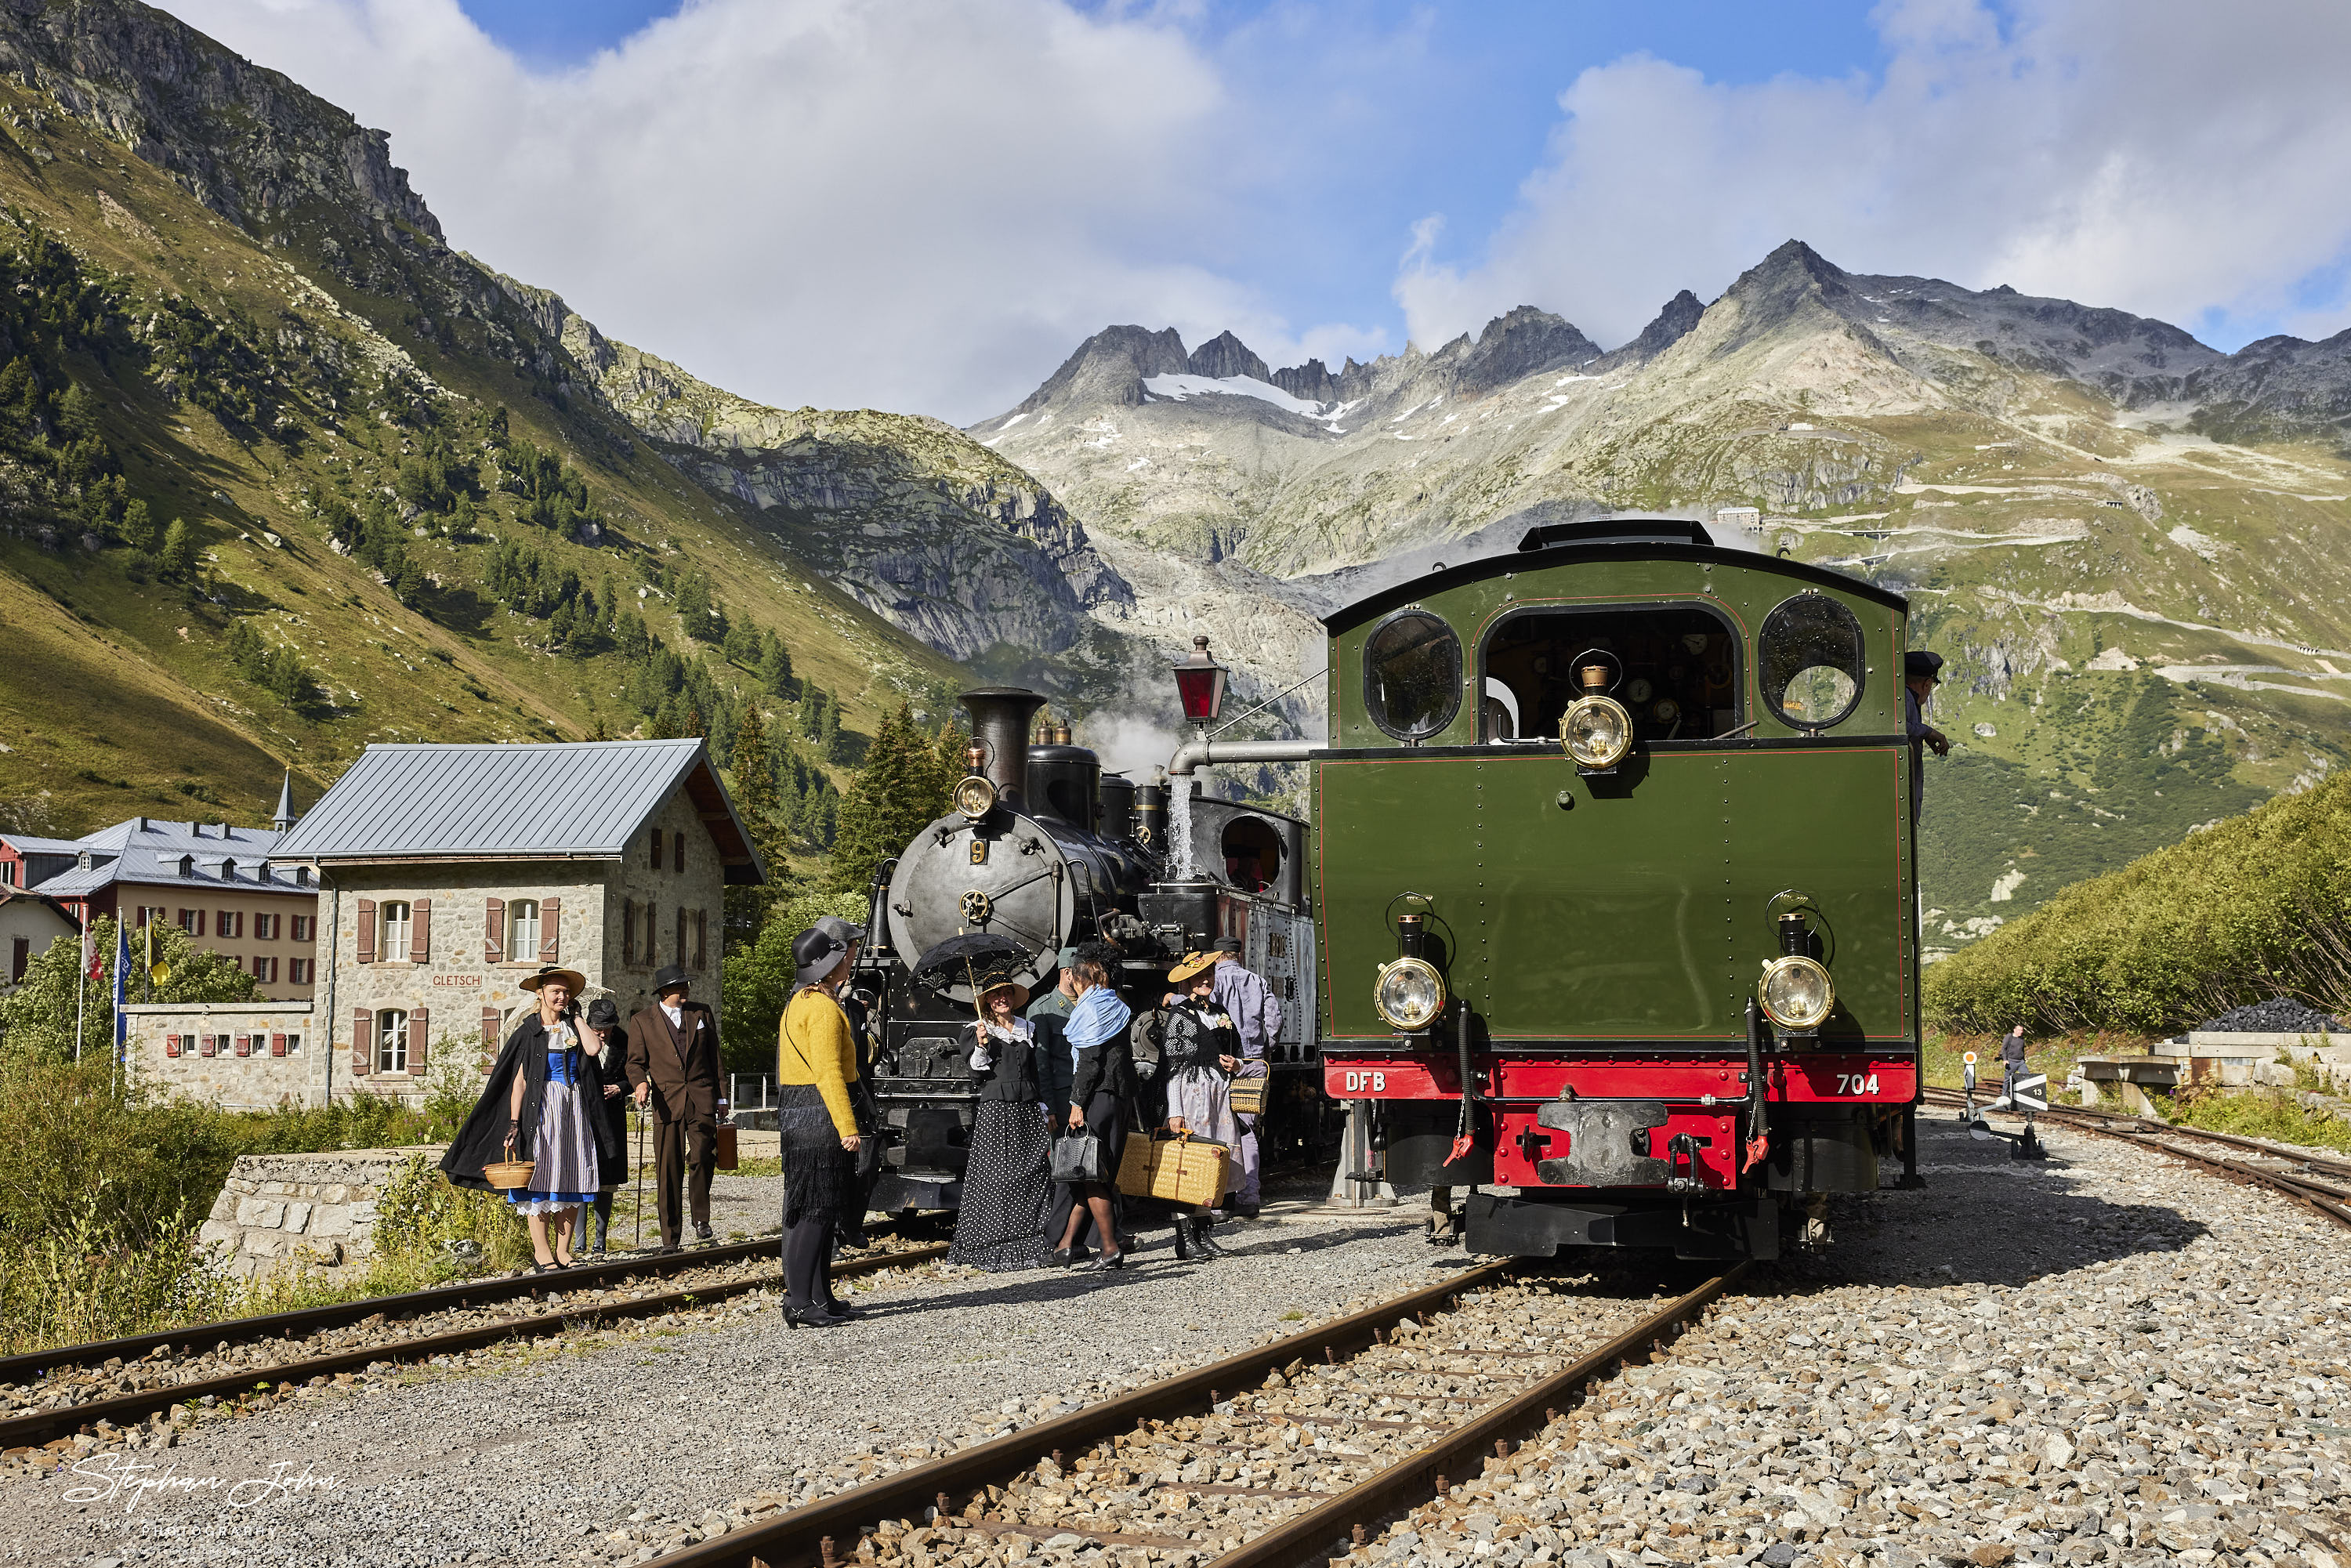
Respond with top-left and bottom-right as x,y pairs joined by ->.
960,688 -> 1050,811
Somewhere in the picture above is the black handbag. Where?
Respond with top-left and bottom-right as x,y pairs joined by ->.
1049,1129 -> 1106,1184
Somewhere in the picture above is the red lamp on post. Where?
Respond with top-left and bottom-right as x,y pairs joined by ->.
1172,635 -> 1229,730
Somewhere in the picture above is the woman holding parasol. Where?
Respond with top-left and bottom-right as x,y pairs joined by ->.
944,963 -> 1057,1272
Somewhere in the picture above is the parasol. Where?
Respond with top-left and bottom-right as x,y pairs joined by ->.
911,932 -> 1027,993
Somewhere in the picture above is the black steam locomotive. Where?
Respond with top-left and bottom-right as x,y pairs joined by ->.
851,687 -> 1324,1215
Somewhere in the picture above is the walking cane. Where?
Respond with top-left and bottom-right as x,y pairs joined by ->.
633,1099 -> 647,1250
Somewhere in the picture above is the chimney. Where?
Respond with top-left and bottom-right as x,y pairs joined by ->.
959,688 -> 1049,812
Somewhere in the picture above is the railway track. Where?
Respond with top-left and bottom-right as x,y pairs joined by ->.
1921,1086 -> 2351,1231
1,1226 -> 948,1453
647,1259 -> 1746,1568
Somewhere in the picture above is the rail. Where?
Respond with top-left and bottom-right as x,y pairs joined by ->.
640,1260 -> 1747,1568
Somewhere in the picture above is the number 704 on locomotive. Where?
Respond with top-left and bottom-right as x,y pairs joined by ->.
1180,516 -> 1925,1260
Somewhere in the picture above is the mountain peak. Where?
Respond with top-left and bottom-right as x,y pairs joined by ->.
1447,306 -> 1602,396
1012,324 -> 1189,413
1187,330 -> 1270,383
1603,289 -> 1706,368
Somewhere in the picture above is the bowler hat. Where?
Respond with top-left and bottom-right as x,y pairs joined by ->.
650,963 -> 691,996
520,964 -> 588,994
585,997 -> 621,1030
792,926 -> 849,988
814,913 -> 868,946
1212,937 -> 1242,954
1904,650 -> 1945,680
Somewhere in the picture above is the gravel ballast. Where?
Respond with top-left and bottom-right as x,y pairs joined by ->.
9,1114 -> 2351,1566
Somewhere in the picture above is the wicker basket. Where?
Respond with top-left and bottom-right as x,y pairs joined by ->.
1227,1077 -> 1267,1117
1116,1131 -> 1228,1207
482,1159 -> 537,1190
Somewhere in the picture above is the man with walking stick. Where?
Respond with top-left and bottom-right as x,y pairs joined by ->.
625,964 -> 725,1252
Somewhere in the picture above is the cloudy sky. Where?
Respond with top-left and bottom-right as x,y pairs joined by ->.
159,0 -> 2351,425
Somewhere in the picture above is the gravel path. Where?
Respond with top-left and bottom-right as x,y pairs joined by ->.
1367,1113 -> 2351,1567
3,1182 -> 1447,1566
13,1111 -> 2351,1568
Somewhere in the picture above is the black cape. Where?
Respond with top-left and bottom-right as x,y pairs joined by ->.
441,1013 -> 627,1193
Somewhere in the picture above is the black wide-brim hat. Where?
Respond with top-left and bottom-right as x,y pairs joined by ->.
792,928 -> 849,988
650,963 -> 691,996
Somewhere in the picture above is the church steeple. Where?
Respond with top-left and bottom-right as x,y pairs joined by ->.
270,770 -> 296,832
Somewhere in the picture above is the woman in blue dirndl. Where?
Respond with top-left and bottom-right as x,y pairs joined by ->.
442,965 -> 623,1273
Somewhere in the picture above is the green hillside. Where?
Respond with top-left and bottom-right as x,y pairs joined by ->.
1925,772 -> 2351,1034
0,4 -> 962,846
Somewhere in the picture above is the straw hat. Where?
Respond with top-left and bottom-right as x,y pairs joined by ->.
520,964 -> 588,994
1168,951 -> 1217,986
973,967 -> 1029,1010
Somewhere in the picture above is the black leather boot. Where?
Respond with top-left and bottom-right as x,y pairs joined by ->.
1190,1216 -> 1227,1258
1172,1217 -> 1194,1260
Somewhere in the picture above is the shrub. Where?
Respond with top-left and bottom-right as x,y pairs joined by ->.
1925,773 -> 2351,1034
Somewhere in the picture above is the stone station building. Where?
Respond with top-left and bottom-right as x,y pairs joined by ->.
130,738 -> 764,1108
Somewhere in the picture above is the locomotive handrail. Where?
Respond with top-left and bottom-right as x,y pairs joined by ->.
1166,737 -> 1326,775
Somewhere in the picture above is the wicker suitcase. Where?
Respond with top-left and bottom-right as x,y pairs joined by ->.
1116,1130 -> 1228,1206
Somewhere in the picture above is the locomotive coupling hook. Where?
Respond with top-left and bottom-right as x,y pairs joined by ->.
1166,738 -> 1326,776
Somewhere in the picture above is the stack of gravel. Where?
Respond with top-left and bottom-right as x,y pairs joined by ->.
2190,997 -> 2343,1034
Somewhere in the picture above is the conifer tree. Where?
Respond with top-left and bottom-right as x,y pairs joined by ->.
826,702 -> 947,894
725,705 -> 791,935
157,517 -> 195,580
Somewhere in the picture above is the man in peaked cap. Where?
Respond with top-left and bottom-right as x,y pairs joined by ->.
625,963 -> 723,1251
812,914 -> 882,1246
1904,650 -> 1951,824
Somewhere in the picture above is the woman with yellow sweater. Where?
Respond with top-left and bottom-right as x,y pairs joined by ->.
777,925 -> 864,1327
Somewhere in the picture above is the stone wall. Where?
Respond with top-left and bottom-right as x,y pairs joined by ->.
197,1145 -> 446,1279
124,1001 -> 321,1108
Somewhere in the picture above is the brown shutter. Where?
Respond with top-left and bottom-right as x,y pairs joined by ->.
675,907 -> 686,969
200,1034 -> 216,1058
165,1032 -> 180,1058
357,899 -> 376,964
411,899 -> 432,962
694,911 -> 706,970
485,897 -> 505,963
409,1006 -> 429,1075
650,827 -> 663,868
352,1009 -> 371,1075
674,834 -> 685,873
270,1032 -> 287,1058
646,902 -> 657,965
482,1005 -> 502,1055
621,899 -> 635,965
539,896 -> 560,961
234,1034 -> 249,1058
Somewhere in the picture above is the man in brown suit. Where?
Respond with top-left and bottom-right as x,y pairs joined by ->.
625,964 -> 724,1251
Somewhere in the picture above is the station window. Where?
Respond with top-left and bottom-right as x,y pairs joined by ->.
1758,592 -> 1866,732
290,958 -> 313,985
1362,610 -> 1462,742
1480,603 -> 1742,744
509,899 -> 542,962
376,1009 -> 409,1074
379,901 -> 411,964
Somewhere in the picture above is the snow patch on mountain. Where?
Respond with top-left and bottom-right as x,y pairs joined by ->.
1142,372 -> 1339,420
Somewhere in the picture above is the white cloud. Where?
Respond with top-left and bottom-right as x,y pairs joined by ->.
1396,0 -> 2351,354
158,0 -> 1377,421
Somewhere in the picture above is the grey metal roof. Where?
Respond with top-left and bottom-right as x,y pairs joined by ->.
27,818 -> 306,900
271,740 -> 766,884
0,834 -> 85,854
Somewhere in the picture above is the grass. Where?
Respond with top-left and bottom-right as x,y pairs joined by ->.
1921,1029 -> 2140,1093
2153,1082 -> 2351,1155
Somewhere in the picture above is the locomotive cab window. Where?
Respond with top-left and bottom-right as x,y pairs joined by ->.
1363,610 -> 1462,742
1759,592 -> 1866,731
1481,603 -> 1741,744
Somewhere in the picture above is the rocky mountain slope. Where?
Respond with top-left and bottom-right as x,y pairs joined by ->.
977,242 -> 2351,951
0,0 -> 1029,844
